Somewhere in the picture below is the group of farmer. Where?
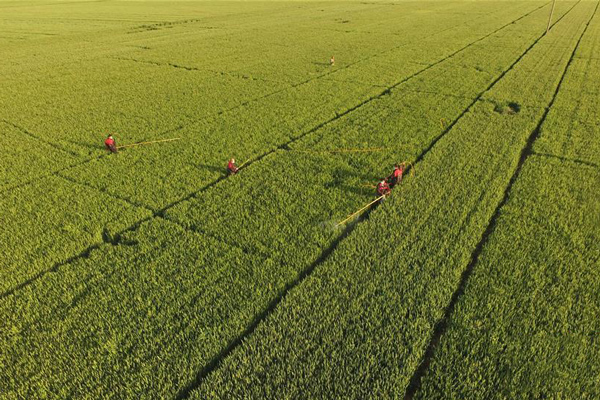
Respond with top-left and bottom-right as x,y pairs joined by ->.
105,133 -> 405,200
230,157 -> 405,198
376,163 -> 405,198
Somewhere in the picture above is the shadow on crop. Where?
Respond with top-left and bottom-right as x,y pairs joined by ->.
194,163 -> 225,174
493,100 -> 521,115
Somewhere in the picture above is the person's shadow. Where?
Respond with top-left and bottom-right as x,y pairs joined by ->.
194,163 -> 224,174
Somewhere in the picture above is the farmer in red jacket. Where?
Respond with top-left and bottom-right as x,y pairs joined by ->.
388,163 -> 405,188
376,179 -> 391,197
105,134 -> 117,153
227,158 -> 239,175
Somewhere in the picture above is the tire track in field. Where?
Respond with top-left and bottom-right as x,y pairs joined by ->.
1,119 -> 80,157
403,2 -> 598,399
0,1 -> 542,198
173,4 -> 583,399
531,151 -> 599,169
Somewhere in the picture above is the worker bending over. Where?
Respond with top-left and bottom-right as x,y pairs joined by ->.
105,134 -> 118,153
388,163 -> 405,188
377,179 -> 391,197
227,158 -> 239,175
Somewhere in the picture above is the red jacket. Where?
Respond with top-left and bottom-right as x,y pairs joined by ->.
377,182 -> 390,195
393,167 -> 403,178
105,137 -> 115,146
228,161 -> 238,171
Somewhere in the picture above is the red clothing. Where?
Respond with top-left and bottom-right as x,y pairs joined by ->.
227,161 -> 238,173
377,182 -> 390,196
105,137 -> 117,153
393,167 -> 403,178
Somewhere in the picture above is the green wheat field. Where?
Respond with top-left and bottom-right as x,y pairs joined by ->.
1,0 -> 599,398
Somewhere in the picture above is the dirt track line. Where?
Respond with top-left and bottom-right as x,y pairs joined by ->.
1,119 -> 80,157
531,151 -> 599,169
403,2 -> 597,399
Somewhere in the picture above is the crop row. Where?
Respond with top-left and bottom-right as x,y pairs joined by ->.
0,2 -> 554,295
533,6 -> 600,166
186,3 -> 599,398
416,6 -> 600,397
0,3 -> 581,397
415,156 -> 600,399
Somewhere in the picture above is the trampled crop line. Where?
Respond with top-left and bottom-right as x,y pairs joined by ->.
56,173 -> 154,213
113,57 -> 281,84
531,151 -> 599,169
403,2 -> 597,399
173,3 -> 575,398
1,119 -> 80,157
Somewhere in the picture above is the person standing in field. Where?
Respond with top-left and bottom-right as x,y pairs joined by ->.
330,55 -> 335,66
227,158 -> 239,175
388,163 -> 405,188
105,134 -> 118,153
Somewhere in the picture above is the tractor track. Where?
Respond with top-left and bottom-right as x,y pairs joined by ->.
403,2 -> 598,399
531,151 -> 599,169
1,119 -> 79,157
